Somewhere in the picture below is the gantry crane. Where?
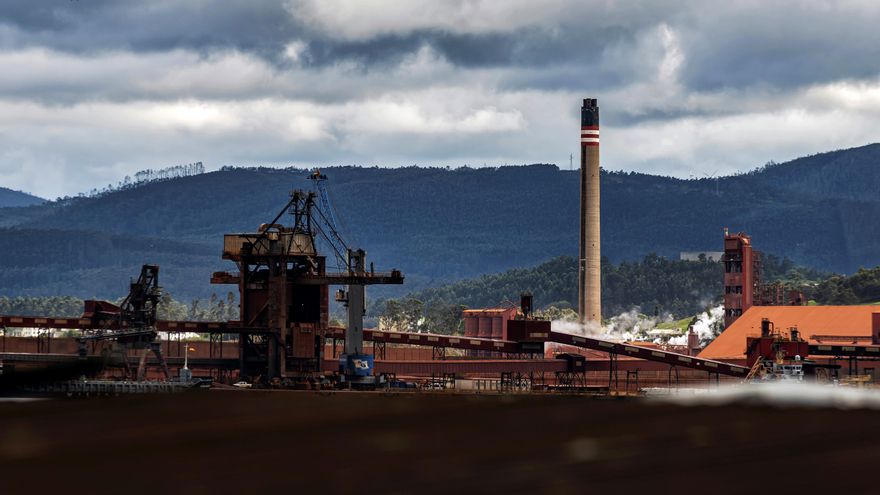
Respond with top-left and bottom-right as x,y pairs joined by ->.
79,264 -> 171,380
211,181 -> 403,385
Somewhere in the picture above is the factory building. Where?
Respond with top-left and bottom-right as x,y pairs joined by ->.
701,305 -> 880,361
462,308 -> 518,340
723,230 -> 805,328
722,231 -> 759,327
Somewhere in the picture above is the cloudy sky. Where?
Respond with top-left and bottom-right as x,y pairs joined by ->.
2,0 -> 880,198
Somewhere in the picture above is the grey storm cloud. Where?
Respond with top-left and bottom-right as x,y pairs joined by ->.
0,1 -> 302,62
3,1 -> 879,93
0,0 -> 879,199
300,27 -> 624,71
0,1 -> 630,75
675,4 -> 880,90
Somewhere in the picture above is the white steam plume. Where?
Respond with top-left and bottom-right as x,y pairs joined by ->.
551,307 -> 669,343
550,304 -> 724,347
667,305 -> 723,346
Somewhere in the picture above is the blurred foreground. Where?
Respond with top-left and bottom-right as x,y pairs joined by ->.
2,390 -> 879,494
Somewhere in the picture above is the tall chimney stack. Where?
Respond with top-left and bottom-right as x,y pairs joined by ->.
579,98 -> 601,325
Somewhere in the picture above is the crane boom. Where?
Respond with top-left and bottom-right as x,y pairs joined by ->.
308,169 -> 343,236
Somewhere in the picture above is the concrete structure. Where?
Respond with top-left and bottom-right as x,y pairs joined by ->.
579,98 -> 601,325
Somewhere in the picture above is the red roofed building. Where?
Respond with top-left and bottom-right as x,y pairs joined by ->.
700,305 -> 880,361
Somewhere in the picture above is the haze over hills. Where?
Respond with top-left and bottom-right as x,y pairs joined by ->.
0,187 -> 44,208
0,144 -> 879,301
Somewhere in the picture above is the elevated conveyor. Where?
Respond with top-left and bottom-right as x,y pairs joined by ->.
547,332 -> 749,377
327,327 -> 750,377
2,317 -> 749,377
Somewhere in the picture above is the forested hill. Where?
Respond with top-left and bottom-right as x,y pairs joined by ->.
401,255 -> 722,318
1,143 -> 879,300
0,187 -> 44,207
390,254 -> 831,319
753,144 -> 880,202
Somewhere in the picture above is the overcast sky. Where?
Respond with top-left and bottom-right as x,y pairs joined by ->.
2,0 -> 879,198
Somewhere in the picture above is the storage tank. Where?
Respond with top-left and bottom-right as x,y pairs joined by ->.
464,316 -> 479,338
491,317 -> 503,340
478,316 -> 492,338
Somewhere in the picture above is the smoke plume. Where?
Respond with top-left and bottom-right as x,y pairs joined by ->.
550,304 -> 724,347
667,305 -> 723,346
551,307 -> 668,343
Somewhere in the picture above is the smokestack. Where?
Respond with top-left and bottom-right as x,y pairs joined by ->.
579,98 -> 601,325
687,328 -> 700,356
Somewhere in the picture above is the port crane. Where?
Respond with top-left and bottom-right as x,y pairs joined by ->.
308,168 -> 348,265
79,264 -> 171,380
306,168 -> 391,385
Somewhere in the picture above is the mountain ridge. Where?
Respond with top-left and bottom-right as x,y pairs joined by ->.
0,144 -> 878,300
0,187 -> 44,208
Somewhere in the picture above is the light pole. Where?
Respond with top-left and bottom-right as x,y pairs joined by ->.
181,344 -> 195,382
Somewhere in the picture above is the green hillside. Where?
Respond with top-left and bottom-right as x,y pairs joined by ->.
380,253 -> 830,320
812,266 -> 880,305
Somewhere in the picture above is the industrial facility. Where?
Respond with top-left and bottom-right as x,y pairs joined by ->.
722,230 -> 806,328
1,97 -> 879,395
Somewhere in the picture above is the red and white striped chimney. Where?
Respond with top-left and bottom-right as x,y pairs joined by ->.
579,98 -> 601,325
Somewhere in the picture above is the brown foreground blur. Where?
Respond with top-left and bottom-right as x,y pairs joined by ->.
1,390 -> 878,494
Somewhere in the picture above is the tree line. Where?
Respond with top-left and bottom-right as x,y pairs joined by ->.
54,162 -> 205,203
3,261 -> 878,336
370,253 -> 843,335
810,266 -> 880,305
0,292 -> 238,322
